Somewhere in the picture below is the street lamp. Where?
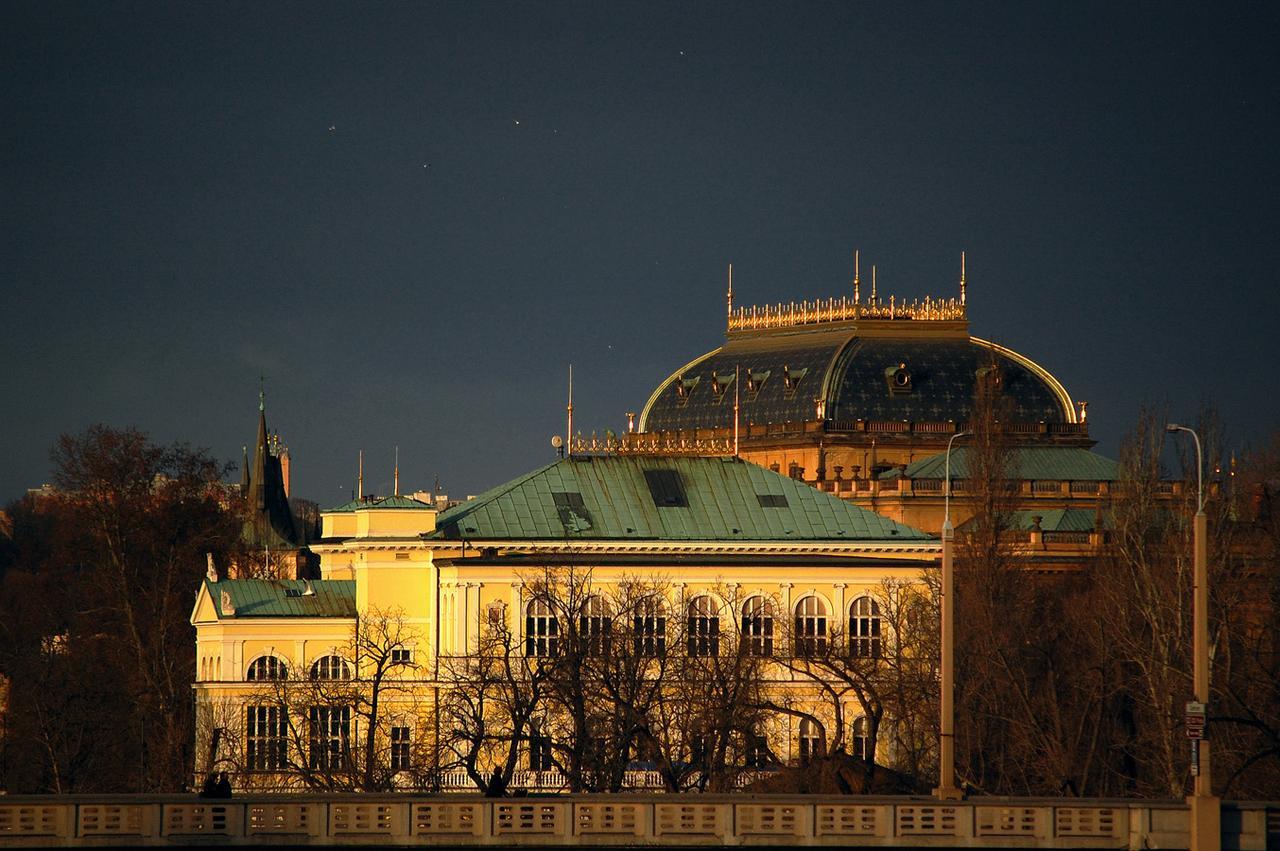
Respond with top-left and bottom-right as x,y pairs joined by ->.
935,429 -> 970,800
1166,423 -> 1218,851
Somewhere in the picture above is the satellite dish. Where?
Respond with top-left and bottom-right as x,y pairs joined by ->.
550,435 -> 563,449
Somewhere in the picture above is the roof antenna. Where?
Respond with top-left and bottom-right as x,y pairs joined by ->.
726,263 -> 734,328
358,450 -> 364,499
960,250 -> 967,306
394,446 -> 400,496
566,364 -> 574,458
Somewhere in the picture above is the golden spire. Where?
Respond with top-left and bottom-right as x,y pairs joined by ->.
852,249 -> 861,304
394,446 -> 400,496
357,449 -> 363,499
870,265 -> 877,303
960,250 -> 967,306
726,263 -> 734,327
566,364 -> 574,458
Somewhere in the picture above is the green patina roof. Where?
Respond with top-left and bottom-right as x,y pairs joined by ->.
887,447 -> 1119,482
1002,508 -> 1107,532
205,579 -> 356,618
325,494 -> 434,512
431,455 -> 930,542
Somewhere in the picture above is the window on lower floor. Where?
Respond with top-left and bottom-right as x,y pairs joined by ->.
390,647 -> 413,665
245,705 -> 288,771
528,727 -> 554,771
798,718 -> 824,765
745,732 -> 771,769
390,725 -> 411,771
851,715 -> 871,762
308,706 -> 351,772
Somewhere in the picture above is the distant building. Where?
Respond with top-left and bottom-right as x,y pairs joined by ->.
229,394 -> 318,580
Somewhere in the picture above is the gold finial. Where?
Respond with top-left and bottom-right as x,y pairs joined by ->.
566,364 -> 574,458
870,265 -> 877,303
726,263 -> 734,327
853,249 -> 861,304
960,250 -> 967,306
394,446 -> 400,496
358,449 -> 364,499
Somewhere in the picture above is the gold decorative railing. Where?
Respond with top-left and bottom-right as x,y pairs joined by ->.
571,433 -> 734,457
728,295 -> 965,332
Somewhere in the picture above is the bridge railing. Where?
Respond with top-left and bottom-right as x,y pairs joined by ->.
0,793 -> 1273,847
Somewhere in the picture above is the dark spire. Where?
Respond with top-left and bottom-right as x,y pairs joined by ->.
244,388 -> 298,550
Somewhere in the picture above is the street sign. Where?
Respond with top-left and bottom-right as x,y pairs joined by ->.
1185,701 -> 1206,740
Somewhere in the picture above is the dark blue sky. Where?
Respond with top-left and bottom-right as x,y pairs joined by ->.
4,2 -> 1278,504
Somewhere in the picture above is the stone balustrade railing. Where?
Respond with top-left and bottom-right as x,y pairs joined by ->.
0,794 -> 1272,848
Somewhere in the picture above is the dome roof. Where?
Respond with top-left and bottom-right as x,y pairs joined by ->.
640,320 -> 1075,433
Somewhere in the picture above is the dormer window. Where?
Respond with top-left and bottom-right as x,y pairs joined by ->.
782,364 -> 808,398
710,370 -> 735,402
975,365 -> 1003,390
885,363 -> 912,396
675,374 -> 700,406
745,369 -> 770,400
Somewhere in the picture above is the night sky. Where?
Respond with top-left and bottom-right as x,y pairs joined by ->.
4,2 -> 1278,505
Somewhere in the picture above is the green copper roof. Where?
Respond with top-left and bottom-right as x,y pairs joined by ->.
1002,508 -> 1106,532
431,455 -> 929,542
889,447 -> 1119,482
205,579 -> 356,618
325,494 -> 434,512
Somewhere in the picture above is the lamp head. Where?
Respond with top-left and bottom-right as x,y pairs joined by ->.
1165,423 -> 1183,433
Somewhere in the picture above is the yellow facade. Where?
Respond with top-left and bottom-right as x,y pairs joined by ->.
192,462 -> 942,792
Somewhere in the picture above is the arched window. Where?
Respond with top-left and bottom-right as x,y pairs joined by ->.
850,715 -> 871,761
310,655 -> 351,680
794,596 -> 828,656
633,598 -> 666,656
525,600 -> 559,657
849,596 -> 882,659
579,596 -> 612,656
798,717 -> 824,765
247,655 -> 288,681
742,596 -> 774,656
686,596 -> 720,657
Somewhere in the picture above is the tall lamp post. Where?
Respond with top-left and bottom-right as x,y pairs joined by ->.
935,429 -> 969,800
1166,423 -> 1219,851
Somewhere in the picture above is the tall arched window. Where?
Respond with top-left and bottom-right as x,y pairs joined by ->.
798,717 -> 824,765
525,600 -> 559,657
579,596 -> 612,656
849,596 -> 882,659
310,655 -> 351,681
633,598 -> 666,656
794,596 -> 828,656
850,715 -> 871,761
742,596 -> 774,656
686,596 -> 720,657
247,655 -> 288,681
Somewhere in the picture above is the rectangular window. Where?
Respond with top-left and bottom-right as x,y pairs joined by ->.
528,729 -> 553,771
390,725 -> 411,771
643,469 -> 688,507
756,493 -> 788,508
246,705 -> 288,771
745,733 -> 770,769
308,706 -> 351,772
552,491 -> 593,531
391,648 -> 413,665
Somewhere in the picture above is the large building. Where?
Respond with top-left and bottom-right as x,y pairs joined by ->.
192,455 -> 937,791
192,261 -> 1174,790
